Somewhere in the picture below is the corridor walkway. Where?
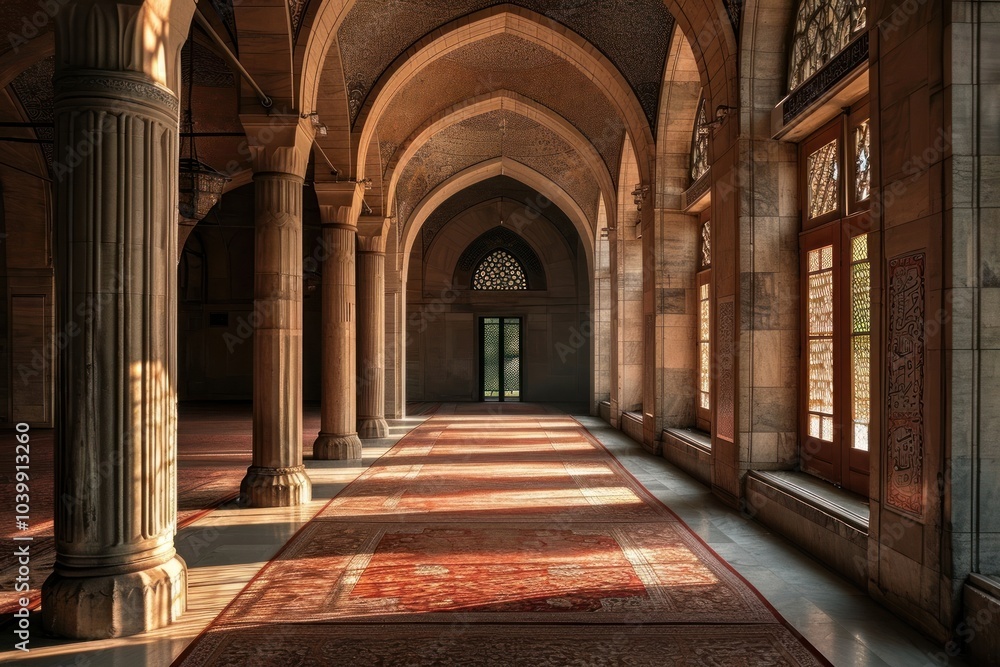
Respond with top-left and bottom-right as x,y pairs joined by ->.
3,406 -> 970,666
173,407 -> 822,665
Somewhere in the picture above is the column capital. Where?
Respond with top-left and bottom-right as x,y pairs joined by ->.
55,0 -> 197,92
240,114 -> 314,178
357,215 -> 391,254
315,181 -> 366,230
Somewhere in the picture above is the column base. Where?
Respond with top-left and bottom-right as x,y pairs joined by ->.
42,553 -> 187,639
314,432 -> 363,460
239,465 -> 312,508
358,417 -> 390,439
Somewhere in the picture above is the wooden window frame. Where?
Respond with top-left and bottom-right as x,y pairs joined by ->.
797,103 -> 874,497
847,99 -> 872,215
800,223 -> 842,485
800,118 -> 844,230
697,269 -> 712,433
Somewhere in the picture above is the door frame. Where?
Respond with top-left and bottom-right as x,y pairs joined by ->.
478,316 -> 523,402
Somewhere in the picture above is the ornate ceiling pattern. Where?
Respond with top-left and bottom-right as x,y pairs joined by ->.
337,0 -> 675,132
376,33 -> 626,185
393,110 -> 601,229
420,176 -> 580,254
289,0 -> 310,41
726,0 -> 743,37
208,0 -> 239,50
182,42 -> 236,88
9,56 -> 54,165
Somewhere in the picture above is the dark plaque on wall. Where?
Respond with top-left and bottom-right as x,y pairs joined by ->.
717,298 -> 736,443
886,253 -> 926,519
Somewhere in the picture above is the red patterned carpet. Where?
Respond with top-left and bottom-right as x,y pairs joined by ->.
0,404 -> 260,616
177,410 -> 831,666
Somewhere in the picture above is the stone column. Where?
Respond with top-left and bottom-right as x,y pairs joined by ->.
238,116 -> 313,507
357,217 -> 391,438
42,0 -> 195,640
313,182 -> 366,459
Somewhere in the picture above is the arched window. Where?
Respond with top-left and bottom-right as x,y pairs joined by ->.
691,98 -> 710,183
473,249 -> 529,291
788,0 -> 867,91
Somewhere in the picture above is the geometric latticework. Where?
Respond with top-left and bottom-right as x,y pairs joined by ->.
807,140 -> 840,220
483,318 -> 501,399
473,250 -> 529,291
788,0 -> 867,91
482,317 -> 522,402
691,98 -> 710,183
854,119 -> 871,203
699,282 -> 711,411
851,234 -> 871,451
504,319 -> 522,400
700,220 -> 712,269
807,246 -> 835,442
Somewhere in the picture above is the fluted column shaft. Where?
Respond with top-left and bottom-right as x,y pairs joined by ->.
357,218 -> 390,438
43,66 -> 187,639
313,183 -> 365,460
238,116 -> 313,507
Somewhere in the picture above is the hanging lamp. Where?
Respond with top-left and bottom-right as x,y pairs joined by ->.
178,39 -> 230,232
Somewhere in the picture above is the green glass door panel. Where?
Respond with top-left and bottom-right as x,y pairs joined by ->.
481,317 -> 521,402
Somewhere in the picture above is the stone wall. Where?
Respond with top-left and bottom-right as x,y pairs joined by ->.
178,183 -> 324,403
406,201 -> 589,405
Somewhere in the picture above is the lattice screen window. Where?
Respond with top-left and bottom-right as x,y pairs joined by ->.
854,120 -> 871,202
851,234 -> 872,452
807,245 -> 835,442
699,282 -> 711,411
473,250 -> 528,290
807,140 -> 840,220
691,99 -> 710,183
788,0 -> 867,90
700,220 -> 712,269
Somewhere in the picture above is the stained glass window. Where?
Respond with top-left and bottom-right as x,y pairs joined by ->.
699,282 -> 711,411
855,120 -> 871,202
807,245 -> 835,442
473,250 -> 528,290
691,98 -> 710,182
851,234 -> 871,451
700,220 -> 712,269
788,0 -> 867,91
808,140 -> 840,219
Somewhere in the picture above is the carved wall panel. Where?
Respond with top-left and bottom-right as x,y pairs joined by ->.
717,298 -> 736,442
886,253 -> 925,519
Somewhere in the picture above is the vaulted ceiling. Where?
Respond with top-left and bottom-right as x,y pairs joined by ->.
0,0 -> 730,267
337,0 -> 676,131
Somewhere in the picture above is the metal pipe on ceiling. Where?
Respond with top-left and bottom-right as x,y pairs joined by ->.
192,9 -> 273,109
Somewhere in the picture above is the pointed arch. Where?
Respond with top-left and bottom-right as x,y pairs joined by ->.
383,91 -> 616,220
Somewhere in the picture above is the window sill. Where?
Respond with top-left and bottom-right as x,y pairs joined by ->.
663,427 -> 711,453
621,411 -> 646,448
969,573 -> 1000,599
746,470 -> 869,588
749,470 -> 869,534
661,428 -> 712,487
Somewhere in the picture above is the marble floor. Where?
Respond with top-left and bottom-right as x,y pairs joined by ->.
0,406 -> 972,666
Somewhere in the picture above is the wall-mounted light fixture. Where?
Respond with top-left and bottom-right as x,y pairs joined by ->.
700,105 -> 738,130
632,184 -> 650,211
302,112 -> 329,137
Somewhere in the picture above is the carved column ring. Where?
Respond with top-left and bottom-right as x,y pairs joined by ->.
323,222 -> 359,232
255,171 -> 306,184
54,71 -> 179,117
